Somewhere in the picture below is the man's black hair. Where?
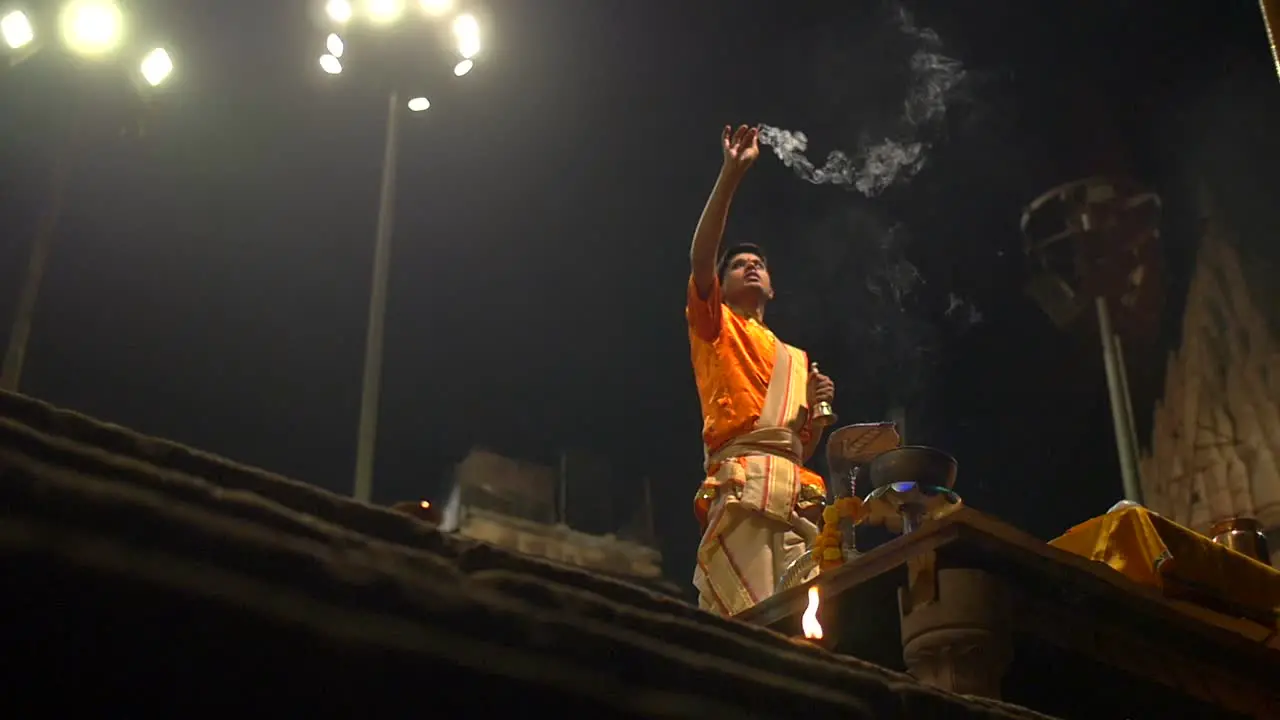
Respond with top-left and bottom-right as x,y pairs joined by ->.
717,243 -> 768,283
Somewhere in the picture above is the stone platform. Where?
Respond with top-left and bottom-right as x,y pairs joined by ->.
0,391 -> 1054,718
740,508 -> 1280,719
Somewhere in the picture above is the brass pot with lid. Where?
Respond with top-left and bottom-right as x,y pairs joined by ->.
1208,517 -> 1273,567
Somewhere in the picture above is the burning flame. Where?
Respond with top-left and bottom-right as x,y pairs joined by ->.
801,585 -> 824,640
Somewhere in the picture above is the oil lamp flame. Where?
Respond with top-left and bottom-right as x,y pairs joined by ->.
801,585 -> 824,640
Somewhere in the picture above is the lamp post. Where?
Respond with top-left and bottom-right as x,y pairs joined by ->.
314,0 -> 483,504
0,1 -> 177,393
352,86 -> 400,508
1020,177 -> 1161,505
1262,0 -> 1279,81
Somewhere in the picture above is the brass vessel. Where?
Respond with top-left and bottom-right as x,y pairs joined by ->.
1208,517 -> 1272,566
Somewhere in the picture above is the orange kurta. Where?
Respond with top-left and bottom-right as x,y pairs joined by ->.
687,275 -> 825,526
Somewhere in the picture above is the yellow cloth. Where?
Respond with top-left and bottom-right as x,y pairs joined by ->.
1051,507 -> 1280,631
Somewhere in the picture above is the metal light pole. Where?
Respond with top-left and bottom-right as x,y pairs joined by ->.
0,7 -> 177,393
1096,297 -> 1143,505
319,1 -> 483,504
0,134 -> 72,393
353,89 -> 400,505
1262,0 -> 1279,81
1021,177 -> 1161,505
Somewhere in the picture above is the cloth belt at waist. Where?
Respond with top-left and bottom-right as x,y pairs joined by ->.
698,426 -> 822,525
704,426 -> 802,470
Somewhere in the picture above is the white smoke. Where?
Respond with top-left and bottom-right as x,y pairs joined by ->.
758,6 -> 965,197
945,291 -> 984,328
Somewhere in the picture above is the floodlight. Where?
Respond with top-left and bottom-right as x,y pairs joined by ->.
320,53 -> 342,74
407,96 -> 430,111
139,47 -> 173,87
366,0 -> 403,25
452,13 -> 479,59
1,10 -> 34,50
59,0 -> 124,57
325,0 -> 352,23
419,0 -> 452,17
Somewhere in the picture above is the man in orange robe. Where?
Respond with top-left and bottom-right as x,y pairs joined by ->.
687,124 -> 836,617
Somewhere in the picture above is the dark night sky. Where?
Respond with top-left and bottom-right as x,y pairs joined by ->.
2,0 -> 1277,593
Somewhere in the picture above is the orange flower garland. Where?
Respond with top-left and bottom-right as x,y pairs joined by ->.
812,496 -> 866,573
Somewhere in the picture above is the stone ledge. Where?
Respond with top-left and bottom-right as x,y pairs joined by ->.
0,390 -> 678,608
0,390 -> 1055,719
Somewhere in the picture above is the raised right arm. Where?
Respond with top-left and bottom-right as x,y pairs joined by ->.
689,125 -> 758,300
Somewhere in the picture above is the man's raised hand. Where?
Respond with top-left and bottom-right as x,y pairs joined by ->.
690,124 -> 757,298
721,125 -> 759,177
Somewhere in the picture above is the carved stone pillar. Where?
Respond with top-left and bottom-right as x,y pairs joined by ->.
899,566 -> 1013,699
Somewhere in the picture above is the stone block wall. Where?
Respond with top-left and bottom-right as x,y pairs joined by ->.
1139,206 -> 1280,565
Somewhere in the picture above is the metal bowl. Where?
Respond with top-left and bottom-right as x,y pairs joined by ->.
776,549 -> 820,593
867,446 -> 957,491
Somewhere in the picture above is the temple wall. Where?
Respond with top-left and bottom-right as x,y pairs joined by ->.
1139,208 -> 1280,566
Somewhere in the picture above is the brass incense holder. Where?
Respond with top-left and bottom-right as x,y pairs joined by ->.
862,446 -> 962,536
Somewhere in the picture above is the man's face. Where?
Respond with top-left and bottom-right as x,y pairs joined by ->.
721,252 -> 773,303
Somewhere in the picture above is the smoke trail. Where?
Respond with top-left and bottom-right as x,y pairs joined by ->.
758,6 -> 965,197
945,292 -> 983,329
777,204 -> 984,443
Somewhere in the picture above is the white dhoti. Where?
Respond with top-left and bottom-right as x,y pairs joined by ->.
694,483 -> 818,615
691,336 -> 823,617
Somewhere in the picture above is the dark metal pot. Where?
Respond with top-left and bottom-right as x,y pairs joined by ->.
867,446 -> 958,491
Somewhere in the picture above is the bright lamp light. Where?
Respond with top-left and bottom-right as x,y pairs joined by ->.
452,13 -> 479,59
325,0 -> 352,23
407,96 -> 430,112
453,58 -> 472,77
366,0 -> 403,24
419,0 -> 452,16
319,53 -> 342,74
59,0 -> 124,57
326,32 -> 343,57
139,47 -> 173,87
1,10 -> 34,50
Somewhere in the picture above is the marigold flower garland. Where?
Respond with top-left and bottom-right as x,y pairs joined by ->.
812,496 -> 866,573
